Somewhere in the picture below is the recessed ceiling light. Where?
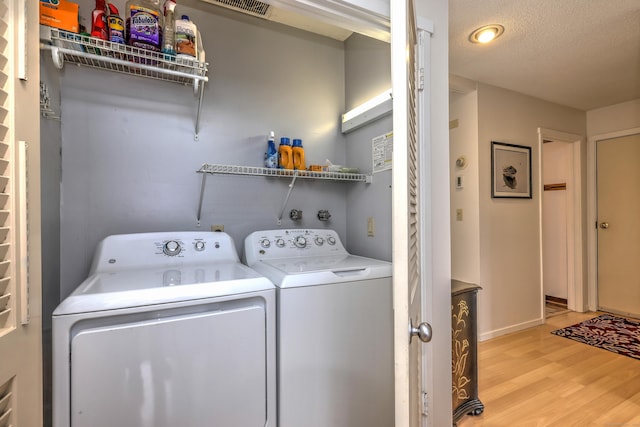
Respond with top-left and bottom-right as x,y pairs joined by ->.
469,24 -> 504,44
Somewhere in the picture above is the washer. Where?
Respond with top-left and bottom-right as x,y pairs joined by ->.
244,229 -> 394,427
53,231 -> 276,427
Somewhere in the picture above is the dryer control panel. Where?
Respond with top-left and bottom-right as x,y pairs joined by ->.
244,229 -> 347,264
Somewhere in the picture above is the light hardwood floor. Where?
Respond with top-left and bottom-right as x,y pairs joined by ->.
457,311 -> 640,427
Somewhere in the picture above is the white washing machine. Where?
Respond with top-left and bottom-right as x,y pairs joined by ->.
244,229 -> 393,427
53,231 -> 276,427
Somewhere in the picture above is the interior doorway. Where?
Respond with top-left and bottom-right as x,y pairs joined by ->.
542,139 -> 572,317
538,128 -> 584,318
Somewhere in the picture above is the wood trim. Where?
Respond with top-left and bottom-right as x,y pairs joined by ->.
544,183 -> 566,191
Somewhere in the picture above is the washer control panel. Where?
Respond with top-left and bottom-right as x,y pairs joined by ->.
244,229 -> 347,264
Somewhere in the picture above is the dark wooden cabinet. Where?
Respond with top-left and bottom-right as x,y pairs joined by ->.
452,280 -> 484,425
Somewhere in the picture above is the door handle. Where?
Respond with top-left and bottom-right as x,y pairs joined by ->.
409,319 -> 432,343
599,222 -> 609,229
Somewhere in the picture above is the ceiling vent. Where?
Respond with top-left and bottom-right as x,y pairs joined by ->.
204,0 -> 272,18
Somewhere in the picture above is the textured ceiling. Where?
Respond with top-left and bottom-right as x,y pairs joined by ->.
449,0 -> 640,111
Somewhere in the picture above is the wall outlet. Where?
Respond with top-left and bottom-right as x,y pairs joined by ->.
211,224 -> 225,232
367,217 -> 375,237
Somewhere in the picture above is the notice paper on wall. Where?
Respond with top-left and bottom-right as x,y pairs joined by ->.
372,132 -> 393,173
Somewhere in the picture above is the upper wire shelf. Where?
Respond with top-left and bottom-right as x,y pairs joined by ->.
41,27 -> 208,86
197,163 -> 372,183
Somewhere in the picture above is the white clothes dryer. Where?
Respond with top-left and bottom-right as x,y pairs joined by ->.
53,231 -> 276,427
244,229 -> 394,427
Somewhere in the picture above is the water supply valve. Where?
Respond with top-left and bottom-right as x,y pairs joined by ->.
317,210 -> 331,221
289,209 -> 303,221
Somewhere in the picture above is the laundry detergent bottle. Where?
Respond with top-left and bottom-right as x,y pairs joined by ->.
292,139 -> 306,170
278,137 -> 293,169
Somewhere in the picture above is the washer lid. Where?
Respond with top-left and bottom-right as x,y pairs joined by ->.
54,262 -> 274,315
250,254 -> 391,288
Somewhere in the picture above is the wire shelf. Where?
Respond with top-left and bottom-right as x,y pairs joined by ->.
46,28 -> 208,86
197,163 -> 371,183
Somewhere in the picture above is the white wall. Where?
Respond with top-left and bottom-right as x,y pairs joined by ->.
344,33 -> 392,262
476,83 -> 586,340
449,89 -> 480,283
587,99 -> 640,136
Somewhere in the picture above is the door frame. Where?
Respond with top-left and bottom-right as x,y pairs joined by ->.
587,127 -> 640,311
537,128 -> 584,313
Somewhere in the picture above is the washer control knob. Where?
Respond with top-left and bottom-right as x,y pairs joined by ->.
314,237 -> 324,246
276,238 -> 286,248
261,239 -> 271,249
294,235 -> 307,248
327,236 -> 336,245
163,240 -> 182,256
194,241 -> 206,251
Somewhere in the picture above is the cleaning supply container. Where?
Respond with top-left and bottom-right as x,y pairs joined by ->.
175,15 -> 198,59
264,131 -> 278,168
107,4 -> 125,44
278,137 -> 293,170
125,0 -> 163,51
292,139 -> 306,170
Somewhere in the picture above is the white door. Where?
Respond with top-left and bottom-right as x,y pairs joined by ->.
597,133 -> 640,316
391,1 -> 437,426
0,0 -> 43,426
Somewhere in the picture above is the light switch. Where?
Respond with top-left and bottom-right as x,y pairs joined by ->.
456,209 -> 463,221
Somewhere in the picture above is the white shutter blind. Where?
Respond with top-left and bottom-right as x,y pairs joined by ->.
0,0 -> 13,332
407,0 -> 419,305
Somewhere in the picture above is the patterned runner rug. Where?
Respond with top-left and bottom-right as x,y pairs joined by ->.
551,314 -> 640,361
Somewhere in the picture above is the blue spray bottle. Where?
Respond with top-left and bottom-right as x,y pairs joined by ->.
264,131 -> 278,168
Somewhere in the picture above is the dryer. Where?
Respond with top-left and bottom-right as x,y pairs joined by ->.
53,231 -> 276,427
244,229 -> 393,427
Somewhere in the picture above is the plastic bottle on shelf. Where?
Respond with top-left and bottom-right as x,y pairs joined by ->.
278,137 -> 293,170
292,139 -> 306,170
125,0 -> 163,51
91,0 -> 109,40
264,131 -> 278,168
175,15 -> 198,60
107,3 -> 125,44
161,0 -> 177,57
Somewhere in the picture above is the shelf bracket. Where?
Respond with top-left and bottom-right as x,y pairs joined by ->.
277,172 -> 299,225
195,172 -> 208,227
194,79 -> 205,141
50,46 -> 64,70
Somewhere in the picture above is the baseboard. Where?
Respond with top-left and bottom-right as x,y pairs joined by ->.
479,317 -> 544,342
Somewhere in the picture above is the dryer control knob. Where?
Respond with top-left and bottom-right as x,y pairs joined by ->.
314,237 -> 324,246
327,236 -> 336,245
194,241 -> 206,251
276,238 -> 286,248
163,240 -> 182,256
261,239 -> 271,248
294,235 -> 307,248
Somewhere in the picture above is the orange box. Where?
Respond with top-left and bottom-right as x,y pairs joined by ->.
40,0 -> 79,33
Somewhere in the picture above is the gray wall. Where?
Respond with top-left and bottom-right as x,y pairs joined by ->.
344,34 -> 392,262
59,6 -> 352,297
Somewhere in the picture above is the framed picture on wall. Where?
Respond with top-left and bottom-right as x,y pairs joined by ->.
491,141 -> 532,198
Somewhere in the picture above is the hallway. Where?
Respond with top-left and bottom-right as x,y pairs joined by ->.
457,311 -> 640,426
